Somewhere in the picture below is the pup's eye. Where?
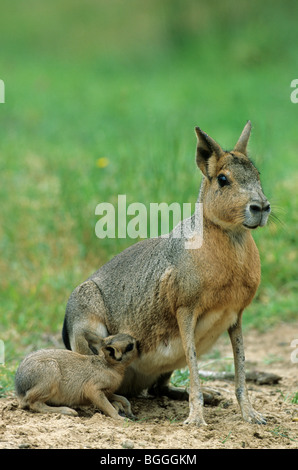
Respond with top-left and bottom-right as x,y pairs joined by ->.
125,343 -> 134,353
217,174 -> 229,187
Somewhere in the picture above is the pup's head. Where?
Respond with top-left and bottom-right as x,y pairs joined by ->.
101,333 -> 138,365
195,121 -> 270,231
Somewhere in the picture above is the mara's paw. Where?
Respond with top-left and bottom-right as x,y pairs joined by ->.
59,407 -> 78,417
202,386 -> 222,406
183,414 -> 207,427
243,408 -> 266,425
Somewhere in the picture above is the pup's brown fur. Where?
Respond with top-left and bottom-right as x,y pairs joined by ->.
62,122 -> 270,426
15,334 -> 138,420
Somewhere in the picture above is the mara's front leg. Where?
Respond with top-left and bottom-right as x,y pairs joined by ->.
176,307 -> 207,426
228,313 -> 266,425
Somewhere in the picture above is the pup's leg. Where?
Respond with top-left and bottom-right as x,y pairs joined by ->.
228,313 -> 266,425
84,383 -> 126,420
176,307 -> 207,426
29,401 -> 78,416
110,393 -> 136,420
20,386 -> 78,416
92,391 -> 126,420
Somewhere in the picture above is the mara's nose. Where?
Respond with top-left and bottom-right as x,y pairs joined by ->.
249,201 -> 271,215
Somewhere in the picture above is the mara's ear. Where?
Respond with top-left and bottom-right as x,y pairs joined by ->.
195,127 -> 224,178
233,120 -> 252,155
103,345 -> 122,361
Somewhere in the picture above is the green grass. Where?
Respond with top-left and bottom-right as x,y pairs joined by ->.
1,0 -> 298,392
277,389 -> 298,405
291,393 -> 298,405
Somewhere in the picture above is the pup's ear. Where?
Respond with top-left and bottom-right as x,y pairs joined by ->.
195,127 -> 224,178
234,120 -> 252,155
103,345 -> 122,361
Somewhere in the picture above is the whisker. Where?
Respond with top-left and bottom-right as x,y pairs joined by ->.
269,204 -> 286,215
268,211 -> 286,229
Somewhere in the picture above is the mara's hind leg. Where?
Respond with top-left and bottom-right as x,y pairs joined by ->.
149,372 -> 188,400
72,323 -> 106,355
64,280 -> 109,355
149,372 -> 221,405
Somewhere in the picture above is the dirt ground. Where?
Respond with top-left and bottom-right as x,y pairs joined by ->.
1,322 -> 297,450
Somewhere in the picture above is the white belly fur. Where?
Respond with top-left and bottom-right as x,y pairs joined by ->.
133,309 -> 238,376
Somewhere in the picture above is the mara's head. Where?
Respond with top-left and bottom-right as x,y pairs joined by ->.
195,121 -> 270,231
101,333 -> 138,365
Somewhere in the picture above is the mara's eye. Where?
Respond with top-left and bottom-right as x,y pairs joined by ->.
217,174 -> 229,187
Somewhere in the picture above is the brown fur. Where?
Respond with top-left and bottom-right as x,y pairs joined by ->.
15,334 -> 138,420
62,121 -> 270,426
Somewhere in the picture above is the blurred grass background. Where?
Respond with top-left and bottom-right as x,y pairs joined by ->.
0,0 -> 297,394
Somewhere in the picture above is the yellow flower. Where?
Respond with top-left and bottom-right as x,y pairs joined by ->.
96,157 -> 109,168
